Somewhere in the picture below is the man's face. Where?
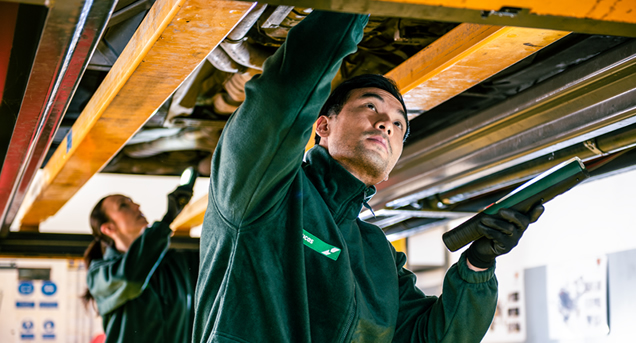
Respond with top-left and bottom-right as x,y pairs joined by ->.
317,87 -> 406,185
101,195 -> 148,240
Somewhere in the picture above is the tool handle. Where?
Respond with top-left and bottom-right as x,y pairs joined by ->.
443,168 -> 589,252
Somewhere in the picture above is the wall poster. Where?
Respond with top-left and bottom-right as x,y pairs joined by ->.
546,255 -> 609,340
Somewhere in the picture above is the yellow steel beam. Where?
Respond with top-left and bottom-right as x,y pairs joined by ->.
387,23 -> 569,114
231,0 -> 635,37
383,0 -> 635,24
19,0 -> 255,228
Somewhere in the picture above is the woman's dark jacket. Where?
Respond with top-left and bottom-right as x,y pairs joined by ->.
87,222 -> 198,343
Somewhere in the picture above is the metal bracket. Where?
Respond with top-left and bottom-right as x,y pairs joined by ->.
481,7 -> 522,19
584,139 -> 606,156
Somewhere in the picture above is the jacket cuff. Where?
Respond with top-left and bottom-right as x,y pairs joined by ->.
457,251 -> 496,284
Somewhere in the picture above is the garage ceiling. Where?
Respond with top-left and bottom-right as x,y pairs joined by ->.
1,0 -> 635,255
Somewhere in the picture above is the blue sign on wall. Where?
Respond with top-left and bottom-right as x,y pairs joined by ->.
20,320 -> 34,340
43,320 -> 56,339
39,302 -> 58,308
18,282 -> 34,295
22,320 -> 33,330
43,320 -> 54,332
41,281 -> 57,296
16,301 -> 35,308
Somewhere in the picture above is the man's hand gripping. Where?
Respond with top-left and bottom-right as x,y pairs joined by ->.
466,205 -> 545,269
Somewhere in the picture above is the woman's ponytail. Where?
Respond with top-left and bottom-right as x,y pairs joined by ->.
82,196 -> 114,308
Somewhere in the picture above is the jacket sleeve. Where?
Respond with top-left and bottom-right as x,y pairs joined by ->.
393,251 -> 498,342
209,11 -> 368,227
86,221 -> 172,315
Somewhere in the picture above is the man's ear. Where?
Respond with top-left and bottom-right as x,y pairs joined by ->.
315,115 -> 330,142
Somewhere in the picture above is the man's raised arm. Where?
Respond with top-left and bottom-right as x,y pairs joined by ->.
209,11 -> 368,226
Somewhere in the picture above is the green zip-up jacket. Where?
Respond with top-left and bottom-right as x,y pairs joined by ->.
194,10 -> 497,343
87,222 -> 198,343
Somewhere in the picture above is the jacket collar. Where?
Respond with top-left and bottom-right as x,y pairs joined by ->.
103,245 -> 121,260
303,146 -> 376,222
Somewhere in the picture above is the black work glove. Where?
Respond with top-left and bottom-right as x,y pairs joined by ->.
161,185 -> 194,225
466,205 -> 545,269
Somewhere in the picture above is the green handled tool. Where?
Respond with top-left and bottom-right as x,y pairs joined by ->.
442,157 -> 590,252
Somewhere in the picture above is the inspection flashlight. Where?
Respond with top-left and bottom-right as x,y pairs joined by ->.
177,166 -> 198,207
180,166 -> 198,189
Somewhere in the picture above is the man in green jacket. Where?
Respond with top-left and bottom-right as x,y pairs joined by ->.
85,186 -> 197,343
193,10 -> 543,343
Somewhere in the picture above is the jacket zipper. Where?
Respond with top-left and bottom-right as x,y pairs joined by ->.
338,293 -> 357,343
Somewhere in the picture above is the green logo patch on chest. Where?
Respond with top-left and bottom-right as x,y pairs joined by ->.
302,230 -> 341,261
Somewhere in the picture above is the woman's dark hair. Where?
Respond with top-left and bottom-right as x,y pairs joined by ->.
314,74 -> 409,145
82,196 -> 115,307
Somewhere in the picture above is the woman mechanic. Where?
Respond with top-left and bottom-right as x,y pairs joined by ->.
82,185 -> 197,343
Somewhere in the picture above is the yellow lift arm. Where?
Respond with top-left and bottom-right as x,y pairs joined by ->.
19,0 -> 255,229
171,22 -> 569,233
